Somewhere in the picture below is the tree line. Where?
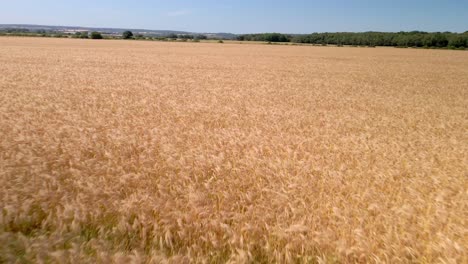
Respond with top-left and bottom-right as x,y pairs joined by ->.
0,28 -> 212,42
0,28 -> 104,39
2,28 -> 467,48
238,31 -> 468,48
237,33 -> 290,42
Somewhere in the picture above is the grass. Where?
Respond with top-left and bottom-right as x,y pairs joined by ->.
0,37 -> 467,263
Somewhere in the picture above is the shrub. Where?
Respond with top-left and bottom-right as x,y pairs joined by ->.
79,32 -> 89,39
195,35 -> 207,40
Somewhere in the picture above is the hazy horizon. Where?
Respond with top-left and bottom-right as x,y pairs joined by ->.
1,23 -> 467,35
1,0 -> 467,34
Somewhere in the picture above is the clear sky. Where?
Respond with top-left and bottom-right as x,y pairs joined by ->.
1,0 -> 467,33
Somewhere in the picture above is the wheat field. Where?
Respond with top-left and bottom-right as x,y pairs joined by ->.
0,37 -> 467,263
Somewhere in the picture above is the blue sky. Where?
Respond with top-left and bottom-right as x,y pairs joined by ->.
1,0 -> 467,33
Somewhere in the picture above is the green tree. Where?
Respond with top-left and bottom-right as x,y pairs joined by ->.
167,33 -> 178,39
122,31 -> 134,39
90,32 -> 103,39
432,33 -> 449,47
448,35 -> 466,48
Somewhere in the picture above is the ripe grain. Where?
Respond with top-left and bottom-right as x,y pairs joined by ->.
0,37 -> 467,263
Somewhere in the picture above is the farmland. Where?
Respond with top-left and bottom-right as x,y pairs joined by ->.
0,37 -> 467,263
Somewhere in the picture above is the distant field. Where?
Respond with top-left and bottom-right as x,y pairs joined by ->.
0,37 -> 466,263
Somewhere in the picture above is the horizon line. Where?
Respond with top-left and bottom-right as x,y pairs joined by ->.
0,23 -> 466,35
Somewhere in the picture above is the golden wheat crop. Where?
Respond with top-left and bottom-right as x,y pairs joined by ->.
0,37 -> 467,263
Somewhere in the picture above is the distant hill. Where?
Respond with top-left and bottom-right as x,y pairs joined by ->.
0,24 -> 238,39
